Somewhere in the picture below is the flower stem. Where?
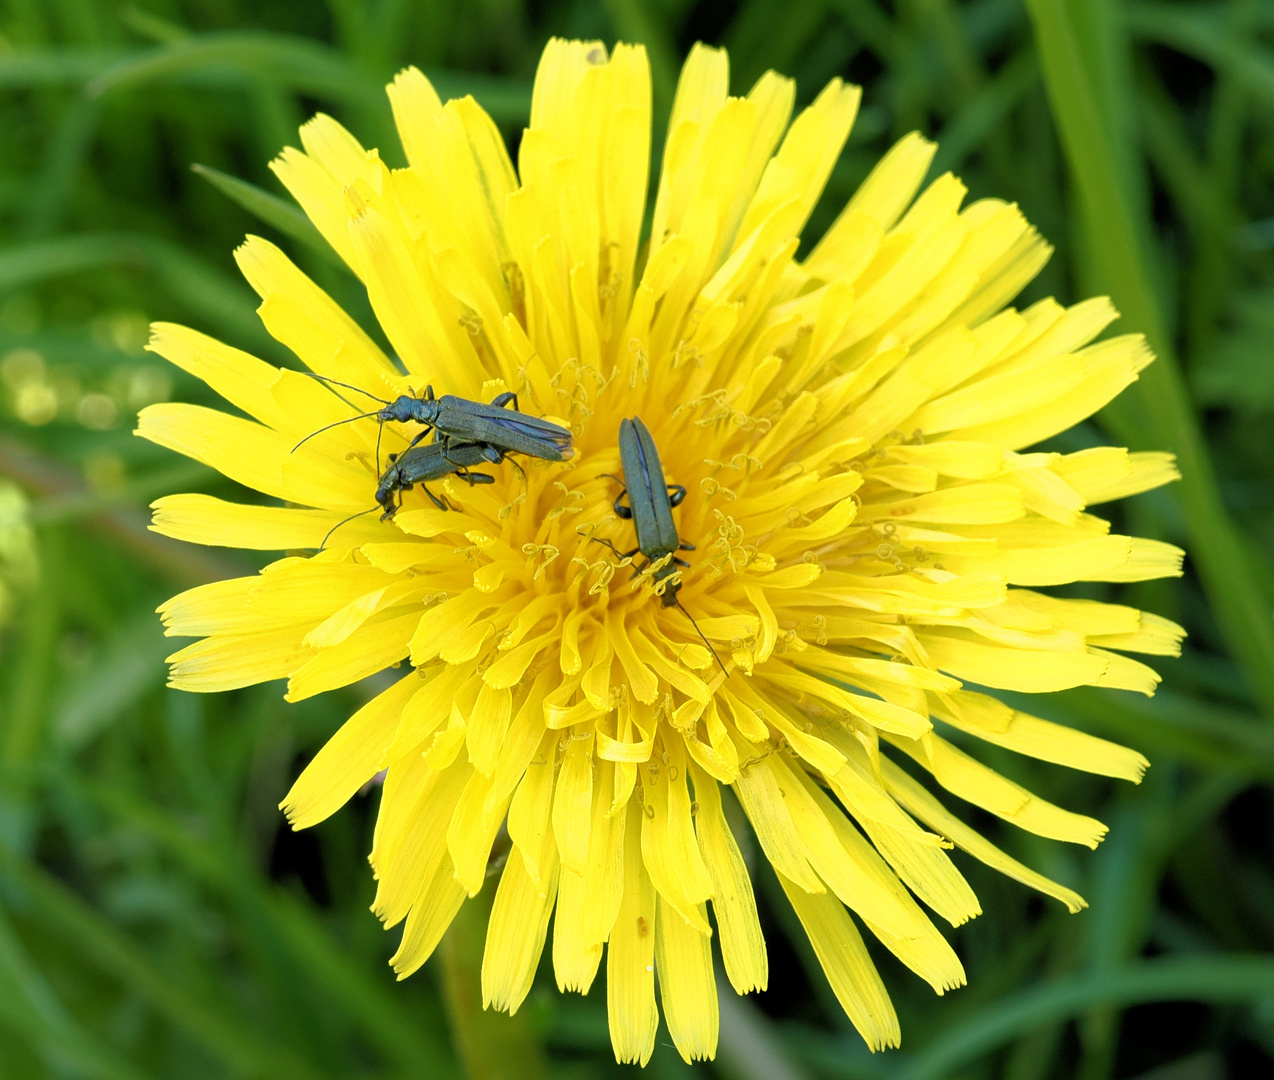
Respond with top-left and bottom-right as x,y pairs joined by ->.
440,886 -> 548,1080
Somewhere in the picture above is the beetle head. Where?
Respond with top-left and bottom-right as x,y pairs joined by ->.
384,395 -> 420,422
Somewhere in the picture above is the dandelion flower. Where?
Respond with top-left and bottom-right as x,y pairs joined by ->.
140,39 -> 1184,1064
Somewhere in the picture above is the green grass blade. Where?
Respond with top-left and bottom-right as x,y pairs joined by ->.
30,461 -> 215,528
84,31 -> 385,107
0,909 -> 153,1080
53,614 -> 170,752
897,954 -> 1274,1080
82,30 -> 531,125
0,234 -> 145,290
1026,0 -> 1274,718
1023,687 -> 1274,777
1137,74 -> 1230,246
190,164 -> 344,268
137,236 -> 273,350
2,523 -> 59,782
929,48 -> 1038,178
602,0 -> 678,120
0,233 -> 267,351
0,434 -> 250,587
86,782 -> 458,1077
1127,2 -> 1274,107
118,4 -> 189,43
23,96 -> 101,237
427,71 -> 533,127
0,847 -> 329,1080
0,49 -> 129,87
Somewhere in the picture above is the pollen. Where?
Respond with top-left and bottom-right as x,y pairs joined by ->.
140,38 -> 1182,1066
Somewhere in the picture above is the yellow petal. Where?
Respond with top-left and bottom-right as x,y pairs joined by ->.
150,494 -> 385,550
883,759 -> 1088,912
234,236 -> 397,384
552,863 -> 603,994
552,731 -> 595,875
640,737 -> 713,931
735,78 -> 861,249
690,761 -> 767,994
483,846 -> 559,1014
805,131 -> 935,280
389,867 -> 467,980
165,628 -> 311,693
777,872 -> 900,1051
507,731 -> 559,890
280,674 -> 418,829
606,801 -> 658,1067
374,757 -> 471,931
920,630 -> 1108,693
655,896 -> 718,1063
447,770 -> 512,896
579,760 -> 627,947
938,692 -> 1148,782
888,733 -> 1109,848
732,751 -> 823,892
285,609 -> 419,702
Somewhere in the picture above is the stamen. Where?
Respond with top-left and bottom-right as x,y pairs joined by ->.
498,492 -> 526,521
502,262 -> 526,329
626,338 -> 649,387
587,560 -> 615,597
546,482 -> 585,521
520,543 -> 560,580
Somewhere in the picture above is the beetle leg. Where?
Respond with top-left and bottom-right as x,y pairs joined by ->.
489,391 -> 520,411
599,472 -> 631,515
379,486 -> 402,521
442,443 -> 477,469
405,423 -> 437,451
678,540 -> 696,551
673,557 -> 691,568
422,484 -> 450,511
667,484 -> 687,507
425,385 -> 436,400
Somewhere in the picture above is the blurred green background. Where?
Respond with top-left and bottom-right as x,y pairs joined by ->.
3,1 -> 1274,1078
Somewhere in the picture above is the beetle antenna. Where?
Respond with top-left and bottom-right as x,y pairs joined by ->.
292,411 -> 383,452
319,505 -> 379,549
590,536 -> 620,556
303,372 -> 391,405
582,533 -> 634,564
674,598 -> 728,678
